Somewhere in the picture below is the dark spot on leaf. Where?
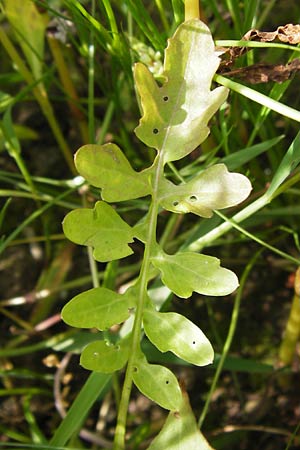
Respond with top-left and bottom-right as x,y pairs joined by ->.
153,128 -> 159,134
189,195 -> 197,202
192,341 -> 196,345
163,96 -> 169,101
173,201 -> 179,206
133,367 -> 138,372
165,380 -> 169,384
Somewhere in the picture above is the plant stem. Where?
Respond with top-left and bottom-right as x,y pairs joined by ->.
84,0 -> 100,290
113,156 -> 163,449
185,0 -> 200,21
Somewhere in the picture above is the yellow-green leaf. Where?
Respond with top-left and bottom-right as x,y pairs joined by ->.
152,250 -> 239,298
159,164 -> 252,217
143,309 -> 213,366
134,19 -> 228,164
62,201 -> 135,262
62,287 -> 135,330
133,355 -> 182,411
80,339 -> 130,373
75,143 -> 152,201
147,390 -> 214,449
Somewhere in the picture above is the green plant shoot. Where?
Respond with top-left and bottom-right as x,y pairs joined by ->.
62,19 -> 252,449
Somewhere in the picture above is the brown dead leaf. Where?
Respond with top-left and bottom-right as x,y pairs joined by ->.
224,58 -> 300,84
244,24 -> 300,45
218,23 -> 300,83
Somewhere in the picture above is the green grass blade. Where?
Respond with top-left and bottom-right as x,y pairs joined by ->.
215,74 -> 300,123
124,0 -> 165,51
220,135 -> 284,170
216,40 -> 300,53
266,130 -> 300,198
0,187 -> 76,255
0,444 -> 86,449
198,249 -> 262,428
50,371 -> 111,447
225,0 -> 242,35
243,0 -> 259,30
64,0 -> 112,49
0,197 -> 11,231
187,130 -> 300,251
23,396 -> 47,444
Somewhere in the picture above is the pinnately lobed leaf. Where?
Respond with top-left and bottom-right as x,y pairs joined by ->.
75,143 -> 152,202
159,164 -> 252,217
143,309 -> 214,366
62,201 -> 135,262
151,250 -> 239,298
134,19 -> 228,164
